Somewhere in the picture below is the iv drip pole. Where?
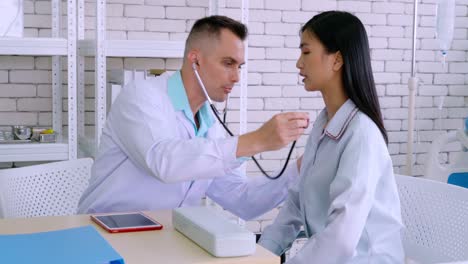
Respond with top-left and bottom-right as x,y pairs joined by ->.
405,0 -> 419,176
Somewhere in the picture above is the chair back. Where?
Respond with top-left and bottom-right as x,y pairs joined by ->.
396,174 -> 468,263
0,158 -> 93,218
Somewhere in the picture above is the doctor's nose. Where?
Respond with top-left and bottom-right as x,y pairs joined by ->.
231,69 -> 240,83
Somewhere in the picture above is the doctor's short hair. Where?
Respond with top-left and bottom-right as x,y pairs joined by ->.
184,15 -> 248,56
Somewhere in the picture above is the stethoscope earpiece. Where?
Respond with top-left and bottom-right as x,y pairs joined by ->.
192,62 -> 214,105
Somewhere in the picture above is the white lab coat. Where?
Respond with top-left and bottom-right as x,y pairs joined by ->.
78,71 -> 299,220
259,100 -> 404,263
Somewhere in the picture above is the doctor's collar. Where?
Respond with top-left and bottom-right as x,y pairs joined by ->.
167,71 -> 214,133
168,71 -> 190,112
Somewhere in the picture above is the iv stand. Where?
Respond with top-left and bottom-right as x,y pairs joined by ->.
405,0 -> 419,176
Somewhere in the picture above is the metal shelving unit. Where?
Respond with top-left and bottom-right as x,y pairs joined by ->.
75,0 -> 194,155
0,0 -> 77,162
0,0 -> 250,162
0,143 -> 69,162
78,39 -> 184,58
0,38 -> 68,56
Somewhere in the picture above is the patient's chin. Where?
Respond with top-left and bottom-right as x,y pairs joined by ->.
304,85 -> 319,92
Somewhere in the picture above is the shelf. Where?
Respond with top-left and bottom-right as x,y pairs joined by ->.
0,140 -> 69,162
0,37 -> 68,56
78,40 -> 184,58
0,1 -> 78,162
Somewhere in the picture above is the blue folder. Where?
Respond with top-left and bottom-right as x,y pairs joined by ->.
0,225 -> 124,264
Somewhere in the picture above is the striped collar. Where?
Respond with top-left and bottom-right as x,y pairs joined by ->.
317,99 -> 359,140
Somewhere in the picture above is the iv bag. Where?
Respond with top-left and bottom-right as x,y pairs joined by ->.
436,0 -> 455,65
0,0 -> 23,37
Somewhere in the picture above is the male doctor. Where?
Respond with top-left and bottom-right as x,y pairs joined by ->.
78,15 -> 309,220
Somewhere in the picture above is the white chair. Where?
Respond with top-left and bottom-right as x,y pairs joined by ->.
395,174 -> 468,264
0,158 -> 93,218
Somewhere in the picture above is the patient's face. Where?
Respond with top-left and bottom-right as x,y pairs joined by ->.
296,31 -> 336,92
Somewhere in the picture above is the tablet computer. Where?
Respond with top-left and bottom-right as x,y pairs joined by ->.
91,212 -> 163,233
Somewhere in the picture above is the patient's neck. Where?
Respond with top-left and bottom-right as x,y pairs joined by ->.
321,83 -> 348,122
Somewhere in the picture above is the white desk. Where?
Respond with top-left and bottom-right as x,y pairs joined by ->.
0,210 -> 279,264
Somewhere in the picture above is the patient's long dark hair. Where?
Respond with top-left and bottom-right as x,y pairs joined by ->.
301,11 -> 388,144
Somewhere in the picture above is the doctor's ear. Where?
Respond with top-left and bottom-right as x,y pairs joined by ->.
188,52 -> 200,67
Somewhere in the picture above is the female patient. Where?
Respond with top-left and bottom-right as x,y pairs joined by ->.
259,11 -> 404,263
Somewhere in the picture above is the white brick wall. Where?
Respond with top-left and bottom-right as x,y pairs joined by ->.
285,36 -> 300,48
249,60 -> 281,72
145,19 -> 186,32
249,35 -> 284,47
0,84 -> 36,97
338,1 -> 372,13
373,2 -> 406,14
166,7 -> 206,19
0,112 -> 37,126
265,0 -> 300,11
434,74 -> 465,85
5,0 -> 464,177
0,99 -> 16,111
266,47 -> 299,59
124,5 -> 165,18
0,0 -> 467,231
265,23 -> 301,35
9,70 -> 51,83
0,71 -> 8,83
17,98 -> 52,111
263,73 -> 298,85
0,57 -> 34,70
145,0 -> 184,6
123,58 -> 165,69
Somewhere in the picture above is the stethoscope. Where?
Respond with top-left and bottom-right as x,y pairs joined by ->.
192,62 -> 296,180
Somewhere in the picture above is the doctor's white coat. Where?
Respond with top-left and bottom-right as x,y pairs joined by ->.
78,71 -> 299,220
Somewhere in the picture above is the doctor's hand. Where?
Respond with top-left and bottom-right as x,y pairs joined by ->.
237,112 -> 309,158
297,155 -> 303,172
